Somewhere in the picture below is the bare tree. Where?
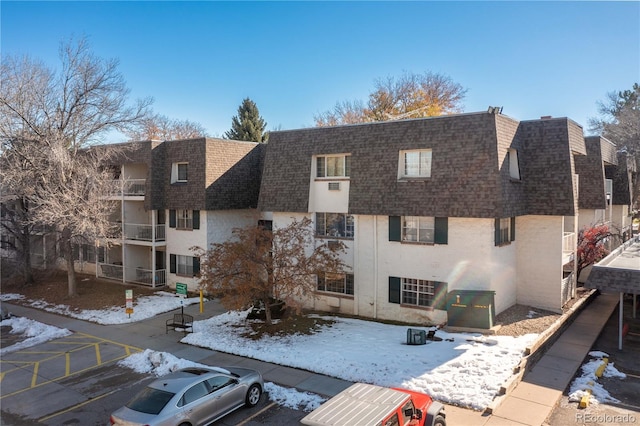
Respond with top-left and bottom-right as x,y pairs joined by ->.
315,71 -> 467,127
0,36 -> 151,295
589,83 -> 640,153
126,113 -> 208,141
195,218 -> 347,326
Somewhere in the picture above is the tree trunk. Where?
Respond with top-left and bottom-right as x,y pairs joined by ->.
62,228 -> 78,297
20,225 -> 34,285
263,296 -> 272,326
19,198 -> 35,285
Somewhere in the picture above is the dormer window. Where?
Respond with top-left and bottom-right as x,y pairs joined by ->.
508,149 -> 520,180
399,149 -> 432,179
171,162 -> 188,183
316,155 -> 350,178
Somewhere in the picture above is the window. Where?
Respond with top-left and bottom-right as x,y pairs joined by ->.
180,381 -> 208,406
206,376 -> 235,392
389,276 -> 447,309
177,209 -> 192,229
400,400 -> 416,425
169,210 -> 200,230
384,414 -> 400,426
316,155 -> 351,178
0,235 -> 15,250
402,278 -> 436,307
171,162 -> 188,183
315,213 -> 354,239
83,244 -> 96,263
402,216 -> 435,243
170,254 -> 200,277
317,272 -> 354,295
495,217 -> 516,246
389,216 -> 448,244
399,149 -> 432,179
508,149 -> 520,180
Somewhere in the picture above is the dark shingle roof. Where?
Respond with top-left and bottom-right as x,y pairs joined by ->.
574,137 -> 607,210
259,112 -> 584,218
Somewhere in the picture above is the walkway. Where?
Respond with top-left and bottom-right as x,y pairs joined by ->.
3,292 -> 621,426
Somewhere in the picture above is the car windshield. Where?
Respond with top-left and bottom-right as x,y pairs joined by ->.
126,387 -> 175,415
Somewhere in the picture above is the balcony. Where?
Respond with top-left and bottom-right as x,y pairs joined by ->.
109,179 -> 146,196
97,263 -> 166,288
562,232 -> 576,264
123,223 -> 166,242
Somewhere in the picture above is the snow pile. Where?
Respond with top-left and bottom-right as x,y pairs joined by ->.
2,292 -> 201,324
0,316 -> 72,355
118,349 -> 326,412
181,311 -> 537,410
569,351 -> 626,405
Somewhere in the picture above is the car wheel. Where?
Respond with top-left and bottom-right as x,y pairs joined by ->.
178,423 -> 191,426
434,414 -> 446,426
245,384 -> 262,407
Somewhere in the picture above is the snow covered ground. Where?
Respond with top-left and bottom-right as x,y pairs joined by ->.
2,291 -> 543,410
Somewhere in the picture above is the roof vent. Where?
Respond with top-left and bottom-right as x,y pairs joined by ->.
487,106 -> 503,114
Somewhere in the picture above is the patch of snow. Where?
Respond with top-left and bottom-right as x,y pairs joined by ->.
0,293 -> 25,301
527,310 -> 539,318
0,316 -> 72,355
568,352 -> 626,405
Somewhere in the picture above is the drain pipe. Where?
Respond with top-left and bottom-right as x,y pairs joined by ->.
619,292 -> 624,351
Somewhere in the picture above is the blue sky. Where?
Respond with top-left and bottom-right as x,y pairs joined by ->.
2,1 -> 639,140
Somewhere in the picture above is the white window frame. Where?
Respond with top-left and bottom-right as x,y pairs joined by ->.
171,162 -> 189,183
317,272 -> 354,295
176,255 -> 194,276
402,216 -> 435,243
176,209 -> 193,230
316,155 -> 351,178
315,212 -> 354,239
399,149 -> 432,179
401,277 -> 435,307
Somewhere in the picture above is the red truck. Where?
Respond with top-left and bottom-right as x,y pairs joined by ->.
300,383 -> 446,426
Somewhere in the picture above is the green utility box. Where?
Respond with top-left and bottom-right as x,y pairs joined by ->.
446,290 -> 496,329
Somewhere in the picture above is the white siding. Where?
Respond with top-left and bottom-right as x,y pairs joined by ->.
516,215 -> 565,313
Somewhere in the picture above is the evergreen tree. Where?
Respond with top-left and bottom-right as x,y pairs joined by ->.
224,98 -> 268,142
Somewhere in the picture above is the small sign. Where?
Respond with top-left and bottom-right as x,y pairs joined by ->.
125,289 -> 134,316
176,283 -> 188,296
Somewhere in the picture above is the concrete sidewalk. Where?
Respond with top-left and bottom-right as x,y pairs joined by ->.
3,292 -> 621,425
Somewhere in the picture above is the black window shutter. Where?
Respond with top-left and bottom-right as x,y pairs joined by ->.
434,217 -> 448,244
82,244 -> 88,261
97,247 -> 105,263
433,282 -> 448,310
389,276 -> 401,304
170,254 -> 176,273
192,256 -> 200,276
389,216 -> 401,242
510,217 -> 516,241
193,210 -> 200,229
169,210 -> 176,228
494,218 -> 500,246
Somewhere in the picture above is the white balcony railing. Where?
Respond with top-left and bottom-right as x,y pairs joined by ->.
123,223 -> 166,242
129,267 -> 166,287
109,179 -> 146,196
562,232 -> 576,253
98,263 -> 123,280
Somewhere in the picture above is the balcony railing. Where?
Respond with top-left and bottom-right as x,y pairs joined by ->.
109,179 -> 146,196
123,223 -> 166,242
129,267 -> 166,287
98,263 -> 123,280
98,263 -> 166,288
562,232 -> 576,253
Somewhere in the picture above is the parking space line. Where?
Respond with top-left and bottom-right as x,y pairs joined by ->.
37,387 -> 120,423
236,402 -> 277,426
0,333 -> 143,400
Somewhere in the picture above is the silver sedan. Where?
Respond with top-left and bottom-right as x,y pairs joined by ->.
110,366 -> 263,426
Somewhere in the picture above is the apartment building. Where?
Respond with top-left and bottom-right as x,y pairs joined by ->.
83,138 -> 265,290
258,111 -> 590,326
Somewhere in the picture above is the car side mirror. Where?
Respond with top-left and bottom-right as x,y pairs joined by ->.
414,409 -> 423,420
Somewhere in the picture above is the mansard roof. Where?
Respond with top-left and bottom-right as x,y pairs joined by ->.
258,112 -> 585,218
